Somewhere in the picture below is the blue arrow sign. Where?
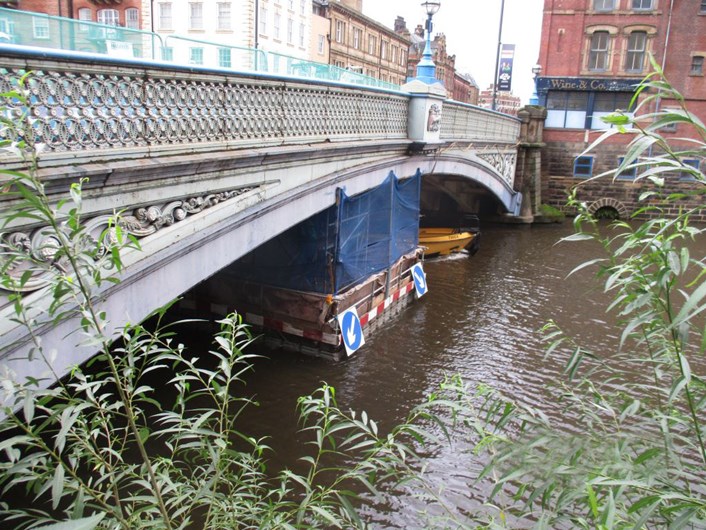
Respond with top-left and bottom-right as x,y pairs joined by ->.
411,263 -> 428,298
337,307 -> 365,356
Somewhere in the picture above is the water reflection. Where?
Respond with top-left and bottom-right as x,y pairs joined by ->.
195,221 -> 702,526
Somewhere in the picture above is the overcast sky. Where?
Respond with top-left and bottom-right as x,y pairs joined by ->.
362,0 -> 544,103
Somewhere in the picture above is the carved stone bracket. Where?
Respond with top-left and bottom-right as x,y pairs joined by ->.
0,186 -> 256,295
476,148 -> 517,185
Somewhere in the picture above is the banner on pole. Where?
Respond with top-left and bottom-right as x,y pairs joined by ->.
496,44 -> 515,92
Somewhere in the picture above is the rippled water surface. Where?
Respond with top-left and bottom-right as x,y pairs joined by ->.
198,222 -> 691,526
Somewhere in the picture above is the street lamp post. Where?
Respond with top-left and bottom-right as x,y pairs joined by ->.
491,0 -> 506,111
530,64 -> 542,105
415,0 -> 441,85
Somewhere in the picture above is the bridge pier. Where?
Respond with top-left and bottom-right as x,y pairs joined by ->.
515,105 -> 548,223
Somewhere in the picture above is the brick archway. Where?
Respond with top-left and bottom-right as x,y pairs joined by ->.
587,197 -> 629,219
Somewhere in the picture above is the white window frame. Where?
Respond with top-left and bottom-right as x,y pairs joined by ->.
77,8 -> 92,33
125,8 -> 139,30
317,34 -> 325,55
335,20 -> 345,43
352,27 -> 361,49
189,2 -> 204,30
259,7 -> 267,35
97,9 -> 119,26
189,47 -> 204,65
218,47 -> 232,68
217,3 -> 232,31
274,12 -> 281,39
299,23 -> 305,47
32,16 -> 50,39
287,18 -> 293,43
159,3 -> 173,31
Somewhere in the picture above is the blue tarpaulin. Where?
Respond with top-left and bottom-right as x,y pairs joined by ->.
227,170 -> 421,294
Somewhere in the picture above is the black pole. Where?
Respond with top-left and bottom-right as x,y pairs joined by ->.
492,0 -> 505,111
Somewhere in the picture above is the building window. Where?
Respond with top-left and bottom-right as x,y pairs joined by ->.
32,16 -> 49,39
274,12 -> 281,39
591,92 -> 634,129
617,157 -> 638,180
161,46 -> 173,61
97,9 -> 119,26
159,3 -> 172,31
632,0 -> 653,9
77,8 -> 92,32
299,23 -> 305,47
259,7 -> 267,35
368,35 -> 377,55
381,40 -> 388,60
317,34 -> 325,54
546,91 -> 588,128
588,31 -> 610,71
691,55 -> 704,75
680,159 -> 701,181
218,48 -> 231,67
300,0 -> 306,14
189,47 -> 203,65
574,156 -> 594,178
288,0 -> 294,9
189,3 -> 203,30
287,18 -> 293,43
125,8 -> 139,29
391,45 -> 397,64
593,0 -> 615,11
335,20 -> 345,43
701,0 -> 706,13
625,31 -> 647,72
400,49 -> 406,66
353,27 -> 361,49
217,3 -> 231,31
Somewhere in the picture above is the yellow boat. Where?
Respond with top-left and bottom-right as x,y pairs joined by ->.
419,227 -> 479,257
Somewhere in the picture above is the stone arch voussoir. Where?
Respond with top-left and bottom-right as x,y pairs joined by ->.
587,197 -> 629,219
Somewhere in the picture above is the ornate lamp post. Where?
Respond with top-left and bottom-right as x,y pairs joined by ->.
530,64 -> 542,105
415,0 -> 441,84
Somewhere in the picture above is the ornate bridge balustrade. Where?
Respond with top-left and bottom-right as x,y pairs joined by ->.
0,47 -> 409,159
0,45 -> 526,387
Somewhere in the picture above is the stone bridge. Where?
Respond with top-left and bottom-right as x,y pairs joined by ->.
0,45 -> 544,384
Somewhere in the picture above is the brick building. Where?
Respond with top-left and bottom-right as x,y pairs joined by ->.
0,0 -> 142,55
478,84 -> 521,115
319,0 -> 409,86
536,0 -> 706,219
453,72 -> 479,105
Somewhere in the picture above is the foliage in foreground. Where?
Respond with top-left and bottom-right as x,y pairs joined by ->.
0,78 -> 451,530
461,61 -> 706,528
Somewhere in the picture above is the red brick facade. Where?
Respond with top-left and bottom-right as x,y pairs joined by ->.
537,0 -> 706,219
0,0 -> 140,22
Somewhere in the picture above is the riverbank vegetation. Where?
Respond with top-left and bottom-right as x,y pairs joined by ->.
0,63 -> 704,529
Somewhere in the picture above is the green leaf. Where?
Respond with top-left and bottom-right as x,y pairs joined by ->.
51,464 -> 65,510
33,513 -> 106,530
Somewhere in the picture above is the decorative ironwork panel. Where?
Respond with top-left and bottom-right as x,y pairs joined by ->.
0,63 -> 409,153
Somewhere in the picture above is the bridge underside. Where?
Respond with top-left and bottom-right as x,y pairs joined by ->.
1,142 -> 520,385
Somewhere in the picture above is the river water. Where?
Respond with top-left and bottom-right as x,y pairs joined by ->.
208,221 -> 624,526
184,220 -> 703,526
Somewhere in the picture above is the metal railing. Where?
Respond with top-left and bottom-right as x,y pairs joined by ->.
0,7 -> 399,91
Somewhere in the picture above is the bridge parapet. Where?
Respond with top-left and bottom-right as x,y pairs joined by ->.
0,46 -> 409,167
